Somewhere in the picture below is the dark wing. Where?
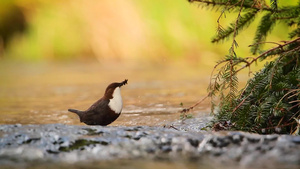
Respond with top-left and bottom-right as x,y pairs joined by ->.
81,98 -> 111,125
87,98 -> 109,112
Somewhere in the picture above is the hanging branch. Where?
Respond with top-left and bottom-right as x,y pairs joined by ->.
230,0 -> 245,55
181,37 -> 300,113
236,37 -> 300,74
212,10 -> 258,43
188,0 -> 272,11
186,0 -> 300,134
180,94 -> 210,113
251,12 -> 276,54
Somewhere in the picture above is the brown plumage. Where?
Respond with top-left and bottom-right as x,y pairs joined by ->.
68,79 -> 128,126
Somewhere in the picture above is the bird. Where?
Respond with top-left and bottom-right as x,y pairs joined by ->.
68,79 -> 128,126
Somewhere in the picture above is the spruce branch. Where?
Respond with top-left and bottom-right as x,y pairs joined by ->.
270,0 -> 277,11
180,94 -> 210,113
261,121 -> 297,132
268,55 -> 284,89
213,10 -> 258,42
248,41 -> 283,46
289,28 -> 300,39
275,89 -> 299,111
188,0 -> 272,11
231,84 -> 254,113
251,12 -> 275,54
208,38 -> 299,115
273,6 -> 300,20
230,0 -> 246,55
186,0 -> 300,134
237,37 -> 300,73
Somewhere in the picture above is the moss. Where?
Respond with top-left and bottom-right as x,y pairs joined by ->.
59,139 -> 109,152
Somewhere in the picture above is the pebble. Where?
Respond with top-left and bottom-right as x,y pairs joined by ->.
292,136 -> 300,144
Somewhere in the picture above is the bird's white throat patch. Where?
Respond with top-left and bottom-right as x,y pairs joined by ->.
108,87 -> 123,114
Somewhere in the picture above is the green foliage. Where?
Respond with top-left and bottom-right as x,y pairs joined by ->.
227,55 -> 300,133
213,10 -> 258,43
189,0 -> 300,134
270,0 -> 278,11
251,12 -> 275,54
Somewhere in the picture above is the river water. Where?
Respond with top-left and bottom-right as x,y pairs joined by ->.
0,60 -> 211,126
1,60 -> 298,169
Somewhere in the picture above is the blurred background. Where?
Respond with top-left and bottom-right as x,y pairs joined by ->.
1,0 -> 295,62
0,0 -> 296,125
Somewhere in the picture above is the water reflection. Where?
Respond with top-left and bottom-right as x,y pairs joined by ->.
0,61 -> 211,126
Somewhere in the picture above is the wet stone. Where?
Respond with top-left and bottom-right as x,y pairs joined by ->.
161,145 -> 172,153
133,131 -> 148,140
160,137 -> 172,145
209,137 -> 230,148
14,124 -> 22,128
292,136 -> 300,144
228,132 -> 244,144
265,135 -> 278,141
187,138 -> 199,147
171,144 -> 183,152
245,134 -> 261,143
0,124 -> 299,168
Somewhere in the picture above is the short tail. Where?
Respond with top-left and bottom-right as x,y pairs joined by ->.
68,109 -> 84,122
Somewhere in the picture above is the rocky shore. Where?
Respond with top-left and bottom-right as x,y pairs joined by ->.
0,120 -> 300,169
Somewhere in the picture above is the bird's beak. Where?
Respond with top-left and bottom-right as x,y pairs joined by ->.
119,79 -> 128,87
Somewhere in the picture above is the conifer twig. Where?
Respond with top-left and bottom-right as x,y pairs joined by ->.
236,37 -> 300,73
248,41 -> 283,47
181,93 -> 210,113
230,0 -> 245,55
189,0 -> 272,11
261,121 -> 297,131
232,86 -> 254,114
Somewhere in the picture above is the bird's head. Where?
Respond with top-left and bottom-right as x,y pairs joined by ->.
104,79 -> 128,99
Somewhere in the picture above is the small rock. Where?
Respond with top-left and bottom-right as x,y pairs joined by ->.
160,137 -> 171,145
14,124 -> 22,128
265,135 -> 278,142
230,133 -> 244,144
161,145 -> 172,153
187,138 -> 199,147
245,134 -> 261,143
291,136 -> 300,144
209,137 -> 230,148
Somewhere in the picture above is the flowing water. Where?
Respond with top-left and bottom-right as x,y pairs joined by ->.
0,60 -> 211,126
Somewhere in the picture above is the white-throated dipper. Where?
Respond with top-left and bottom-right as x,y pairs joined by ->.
68,79 -> 128,126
